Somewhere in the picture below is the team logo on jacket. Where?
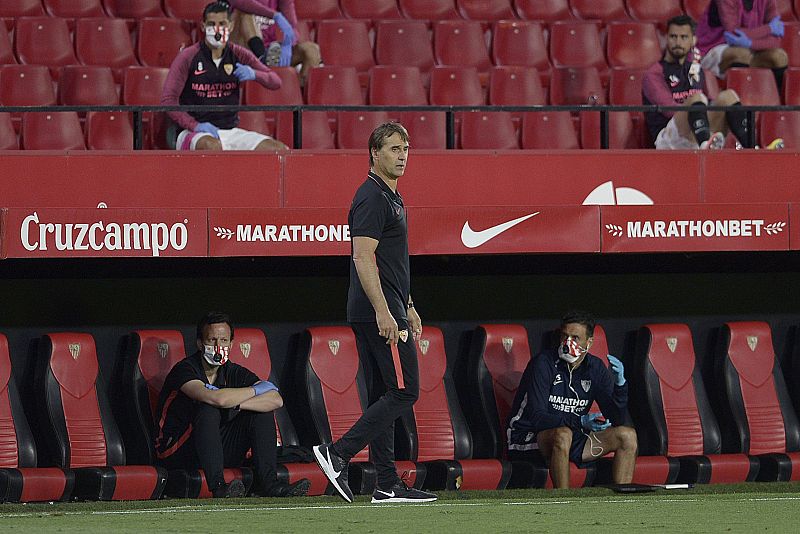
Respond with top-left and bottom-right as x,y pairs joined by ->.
553,373 -> 563,386
666,337 -> 678,353
328,340 -> 340,356
418,338 -> 429,355
240,342 -> 251,358
502,337 -> 513,353
581,380 -> 591,393
157,342 -> 169,359
399,330 -> 408,343
69,343 -> 81,360
747,336 -> 758,352
224,64 -> 234,75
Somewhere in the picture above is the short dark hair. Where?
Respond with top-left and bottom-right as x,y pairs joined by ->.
197,311 -> 234,341
368,122 -> 409,166
561,310 -> 595,338
203,1 -> 232,20
666,14 -> 696,34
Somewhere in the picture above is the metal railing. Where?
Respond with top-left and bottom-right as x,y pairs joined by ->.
3,103 -> 797,150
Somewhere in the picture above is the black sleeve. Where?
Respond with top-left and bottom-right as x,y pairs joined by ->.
225,362 -> 261,388
350,190 -> 387,240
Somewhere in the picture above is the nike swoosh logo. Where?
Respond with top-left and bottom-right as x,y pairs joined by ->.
460,212 -> 540,248
194,69 -> 206,75
326,450 -> 341,477
376,490 -> 395,497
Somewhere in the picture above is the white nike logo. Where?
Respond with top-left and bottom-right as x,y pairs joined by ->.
327,450 -> 341,477
460,212 -> 540,248
376,489 -> 395,497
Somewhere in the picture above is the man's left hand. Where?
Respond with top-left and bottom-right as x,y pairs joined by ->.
233,62 -> 256,82
607,355 -> 626,386
769,16 -> 784,37
408,306 -> 423,341
724,29 -> 752,49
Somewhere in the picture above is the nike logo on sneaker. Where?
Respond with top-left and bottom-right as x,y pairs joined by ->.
376,489 -> 395,497
326,450 -> 341,477
460,212 -> 540,249
194,69 -> 207,75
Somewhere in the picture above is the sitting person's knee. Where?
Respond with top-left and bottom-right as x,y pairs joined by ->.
196,136 -> 223,150
551,427 -> 573,452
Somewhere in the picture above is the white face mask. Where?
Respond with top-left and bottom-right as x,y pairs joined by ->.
202,344 -> 230,366
559,336 -> 586,364
205,25 -> 229,49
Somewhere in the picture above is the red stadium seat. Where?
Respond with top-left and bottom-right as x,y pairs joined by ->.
549,66 -> 605,105
460,111 -> 519,149
625,0 -> 683,27
22,112 -> 86,150
275,111 -> 334,149
609,67 -> 645,104
34,333 -> 167,500
43,0 -> 106,18
337,111 -> 391,149
606,22 -> 662,69
399,111 -> 447,148
0,333 -> 74,503
682,0 -> 710,22
244,66 -> 303,132
369,66 -> 428,105
57,65 -> 119,106
122,66 -> 168,104
514,0 -> 574,22
0,24 -> 16,65
237,111 -> 273,137
429,66 -> 485,105
0,113 -> 18,149
491,20 -> 551,85
315,20 -> 375,84
570,0 -> 629,23
0,0 -> 44,18
726,67 -> 781,105
716,322 -> 800,481
521,111 -> 580,149
375,20 -> 435,74
306,66 -> 364,105
398,327 -> 511,490
433,20 -> 492,73
295,0 -> 343,19
136,18 -> 193,69
340,0 -> 403,19
489,66 -> 545,106
162,0 -> 208,20
102,0 -> 164,18
782,22 -> 800,68
632,324 -> 759,484
14,17 -> 77,75
85,111 -> 134,150
0,65 -> 56,108
549,21 -> 608,74
778,0 -> 796,20
580,111 -> 640,149
75,18 -> 138,82
457,0 -> 516,20
783,68 -> 800,103
399,0 -> 461,20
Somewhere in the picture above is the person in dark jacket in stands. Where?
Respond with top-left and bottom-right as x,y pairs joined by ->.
154,311 -> 309,498
507,310 -> 638,488
161,1 -> 287,151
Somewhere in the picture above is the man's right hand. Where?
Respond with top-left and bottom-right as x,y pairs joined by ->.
195,122 -> 220,138
376,309 -> 399,344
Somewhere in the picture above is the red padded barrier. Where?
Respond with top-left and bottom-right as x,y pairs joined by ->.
135,330 -> 185,420
457,459 -> 504,490
646,324 -> 704,456
726,322 -> 786,455
48,333 -> 107,467
307,326 -> 369,462
197,468 -> 247,499
708,455 -> 757,484
17,467 -> 68,502
630,456 -> 672,485
110,466 -> 161,500
0,334 -> 17,468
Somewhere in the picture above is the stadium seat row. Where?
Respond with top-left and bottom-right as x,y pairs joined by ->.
2,319 -> 800,502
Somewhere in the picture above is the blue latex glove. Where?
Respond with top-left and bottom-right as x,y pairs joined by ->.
724,29 -> 752,48
204,383 -> 219,390
252,380 -> 278,396
769,16 -> 784,37
607,355 -> 626,386
279,42 -> 292,66
273,12 -> 295,44
194,122 -> 219,138
581,412 -> 611,432
233,62 -> 256,82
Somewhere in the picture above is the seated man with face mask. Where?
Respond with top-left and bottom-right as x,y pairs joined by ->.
506,311 -> 638,488
154,311 -> 310,498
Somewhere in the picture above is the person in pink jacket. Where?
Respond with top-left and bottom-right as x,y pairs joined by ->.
228,0 -> 320,85
696,0 -> 788,89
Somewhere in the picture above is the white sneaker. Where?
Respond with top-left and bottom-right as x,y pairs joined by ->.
699,131 -> 725,150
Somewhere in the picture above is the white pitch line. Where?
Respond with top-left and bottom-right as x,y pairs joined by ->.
3,495 -> 800,519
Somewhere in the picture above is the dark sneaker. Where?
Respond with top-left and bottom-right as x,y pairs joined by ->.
212,478 -> 246,498
313,443 -> 353,503
371,481 -> 437,504
260,478 -> 311,498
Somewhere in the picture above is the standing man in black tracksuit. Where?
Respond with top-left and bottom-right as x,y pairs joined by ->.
507,311 -> 638,488
313,122 -> 437,504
